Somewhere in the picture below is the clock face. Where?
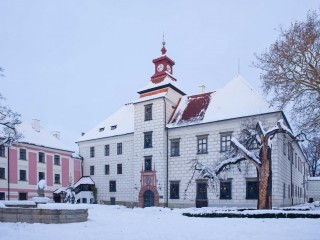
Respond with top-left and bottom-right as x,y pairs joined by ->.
166,64 -> 171,73
157,64 -> 164,72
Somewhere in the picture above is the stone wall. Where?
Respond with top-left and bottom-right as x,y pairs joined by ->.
0,208 -> 88,224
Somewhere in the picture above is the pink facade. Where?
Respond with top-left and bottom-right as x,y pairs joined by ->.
74,160 -> 81,183
46,155 -> 53,186
0,145 -> 80,200
62,157 -> 69,187
28,152 -> 37,185
9,149 -> 18,184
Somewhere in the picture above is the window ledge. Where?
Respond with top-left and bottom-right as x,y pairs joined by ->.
197,152 -> 208,155
170,155 -> 180,157
19,180 -> 28,182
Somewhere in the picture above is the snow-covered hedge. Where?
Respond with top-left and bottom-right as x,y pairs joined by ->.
183,211 -> 320,219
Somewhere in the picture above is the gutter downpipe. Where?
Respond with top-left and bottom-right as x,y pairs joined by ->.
7,145 -> 10,200
163,97 -> 169,208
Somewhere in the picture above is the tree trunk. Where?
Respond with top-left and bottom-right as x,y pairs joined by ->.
258,143 -> 272,209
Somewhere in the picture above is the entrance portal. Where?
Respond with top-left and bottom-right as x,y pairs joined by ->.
143,190 -> 154,207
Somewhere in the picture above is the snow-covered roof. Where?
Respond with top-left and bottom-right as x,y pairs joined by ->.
74,176 -> 95,188
53,187 -> 66,194
17,121 -> 73,152
76,103 -> 134,142
168,75 -> 276,128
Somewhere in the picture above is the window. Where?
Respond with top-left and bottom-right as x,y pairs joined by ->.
90,147 -> 95,158
144,132 -> 153,148
288,185 -> 290,198
105,145 -> 110,156
220,132 -> 232,152
19,148 -> 27,160
283,138 -> 287,155
144,156 -> 152,171
196,181 -> 207,199
19,192 -> 27,200
0,167 -> 5,179
99,127 -> 105,132
38,152 -> 45,163
110,197 -> 116,205
38,172 -> 45,181
19,170 -> 27,181
295,153 -> 297,168
197,135 -> 208,154
54,174 -> 60,184
170,139 -> 180,156
246,180 -> 258,199
82,198 -> 87,203
90,166 -> 95,175
220,181 -> 232,199
117,164 -> 122,174
105,165 -> 110,175
111,125 -> 117,130
0,145 -> 5,157
144,104 -> 152,121
283,183 -> 286,199
54,155 -> 60,165
109,180 -> 116,192
0,192 -> 4,200
117,143 -> 122,155
288,143 -> 293,163
170,181 -> 180,199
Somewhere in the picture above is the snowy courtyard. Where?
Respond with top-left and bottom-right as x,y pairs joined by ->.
0,204 -> 319,240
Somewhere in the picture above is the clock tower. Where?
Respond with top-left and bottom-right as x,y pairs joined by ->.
150,41 -> 176,84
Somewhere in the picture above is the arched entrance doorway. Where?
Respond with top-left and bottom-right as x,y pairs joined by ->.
143,190 -> 154,207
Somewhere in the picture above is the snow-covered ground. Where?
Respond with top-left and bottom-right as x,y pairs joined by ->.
0,204 -> 319,240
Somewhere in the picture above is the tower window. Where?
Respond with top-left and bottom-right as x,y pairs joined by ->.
144,156 -> 152,171
171,139 -> 180,156
144,104 -> 152,121
117,164 -> 122,174
144,132 -> 153,148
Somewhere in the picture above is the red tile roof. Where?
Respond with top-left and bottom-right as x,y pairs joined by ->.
170,92 -> 213,125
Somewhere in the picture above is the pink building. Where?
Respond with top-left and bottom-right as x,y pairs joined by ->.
0,119 -> 81,201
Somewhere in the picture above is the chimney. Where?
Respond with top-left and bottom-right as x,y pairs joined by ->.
199,85 -> 206,93
32,119 -> 41,132
52,131 -> 61,140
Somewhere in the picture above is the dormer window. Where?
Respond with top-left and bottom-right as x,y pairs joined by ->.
99,127 -> 105,132
111,125 -> 117,130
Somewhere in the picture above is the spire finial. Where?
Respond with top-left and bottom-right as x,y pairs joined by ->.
161,32 -> 167,55
162,32 -> 166,47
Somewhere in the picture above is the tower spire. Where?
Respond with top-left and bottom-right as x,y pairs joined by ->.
161,32 -> 167,55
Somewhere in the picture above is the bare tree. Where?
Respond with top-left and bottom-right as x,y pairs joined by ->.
253,10 -> 320,134
186,120 -> 297,209
0,69 -> 22,146
303,137 -> 320,176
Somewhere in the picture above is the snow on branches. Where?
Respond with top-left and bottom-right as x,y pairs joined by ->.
0,93 -> 22,146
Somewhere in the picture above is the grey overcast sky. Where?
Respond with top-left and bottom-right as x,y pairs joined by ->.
0,0 -> 319,151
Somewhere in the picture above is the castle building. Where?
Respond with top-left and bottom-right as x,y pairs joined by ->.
76,44 -> 307,208
0,119 -> 81,201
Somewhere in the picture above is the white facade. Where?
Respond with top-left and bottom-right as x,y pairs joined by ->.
306,177 -> 320,201
77,46 -> 307,208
